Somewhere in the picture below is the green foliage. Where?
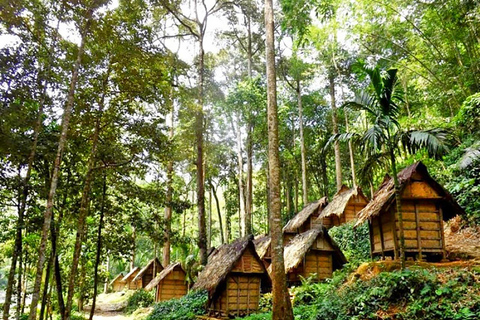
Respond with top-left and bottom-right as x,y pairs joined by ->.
258,292 -> 272,313
54,312 -> 85,320
146,290 -> 208,320
454,93 -> 480,138
125,289 -> 155,314
328,221 -> 370,262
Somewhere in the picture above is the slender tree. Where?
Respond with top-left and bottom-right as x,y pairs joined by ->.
265,0 -> 294,318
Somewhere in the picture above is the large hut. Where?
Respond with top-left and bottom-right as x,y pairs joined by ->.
355,162 -> 464,261
192,236 -> 270,318
318,185 -> 369,228
253,235 -> 271,266
122,267 -> 140,290
145,262 -> 189,302
283,197 -> 328,243
109,273 -> 126,292
272,228 -> 347,284
131,258 -> 163,290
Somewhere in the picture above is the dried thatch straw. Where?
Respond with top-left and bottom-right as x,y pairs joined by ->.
318,185 -> 368,220
121,267 -> 139,282
192,235 -> 265,298
355,161 -> 464,227
283,197 -> 328,233
145,262 -> 183,291
132,258 -> 163,282
253,235 -> 271,259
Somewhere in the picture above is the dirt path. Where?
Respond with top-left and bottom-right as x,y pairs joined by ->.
85,311 -> 131,320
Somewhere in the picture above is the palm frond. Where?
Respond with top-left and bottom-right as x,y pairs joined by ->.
362,125 -> 387,152
325,132 -> 360,152
400,128 -> 450,159
357,150 -> 390,187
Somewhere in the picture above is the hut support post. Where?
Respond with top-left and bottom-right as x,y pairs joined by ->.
392,209 -> 399,260
414,202 -> 423,261
439,206 -> 447,261
378,214 -> 386,260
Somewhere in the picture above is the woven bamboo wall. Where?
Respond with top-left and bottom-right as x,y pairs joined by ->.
156,269 -> 188,302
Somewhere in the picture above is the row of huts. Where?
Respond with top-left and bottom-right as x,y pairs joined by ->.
109,162 -> 465,318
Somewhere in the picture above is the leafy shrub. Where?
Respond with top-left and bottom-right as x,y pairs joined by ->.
54,312 -> 85,320
125,289 -> 154,314
258,292 -> 272,312
454,93 -> 480,138
328,222 -> 370,263
146,290 -> 208,320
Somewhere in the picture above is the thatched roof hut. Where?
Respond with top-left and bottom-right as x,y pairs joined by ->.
253,235 -> 271,261
122,267 -> 140,290
192,236 -> 270,318
131,258 -> 163,290
270,228 -> 346,284
318,185 -> 369,228
109,273 -> 126,292
355,162 -> 464,261
145,262 -> 188,302
283,197 -> 328,236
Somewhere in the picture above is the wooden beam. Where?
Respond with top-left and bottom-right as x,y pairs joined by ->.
415,201 -> 423,261
392,209 -> 399,260
439,205 -> 447,261
378,214 -> 386,260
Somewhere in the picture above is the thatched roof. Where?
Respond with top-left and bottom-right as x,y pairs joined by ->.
277,228 -> 346,273
144,262 -> 184,291
122,267 -> 139,282
355,162 -> 465,227
109,273 -> 125,286
192,235 -> 266,298
283,197 -> 328,233
319,185 -> 369,220
132,258 -> 163,282
253,235 -> 271,259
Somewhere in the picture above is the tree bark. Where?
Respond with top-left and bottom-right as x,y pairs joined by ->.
345,111 -> 356,187
28,11 -> 91,320
329,73 -> 342,191
209,180 -> 225,244
265,0 -> 294,318
246,122 -> 253,235
89,173 -> 107,320
196,25 -> 207,266
390,147 -> 405,269
234,116 -> 246,236
297,81 -> 308,205
163,104 -> 174,267
65,64 -> 106,320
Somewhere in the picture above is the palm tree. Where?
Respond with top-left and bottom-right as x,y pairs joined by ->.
340,64 -> 449,268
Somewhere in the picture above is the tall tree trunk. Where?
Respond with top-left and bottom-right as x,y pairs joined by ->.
65,66 -> 106,320
234,116 -> 246,236
209,180 -> 225,244
196,23 -> 207,266
103,255 -> 110,294
28,12 -> 92,320
89,173 -> 107,320
265,0 -> 293,318
345,111 -> 356,187
131,227 -> 136,270
39,253 -> 53,320
51,215 -> 65,318
163,103 -> 174,267
389,147 -> 405,269
297,81 -> 308,205
329,74 -> 342,191
246,123 -> 253,235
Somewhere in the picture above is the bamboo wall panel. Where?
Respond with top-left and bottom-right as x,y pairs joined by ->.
232,249 -> 264,273
402,181 -> 441,199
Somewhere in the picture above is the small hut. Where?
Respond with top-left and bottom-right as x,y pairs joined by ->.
355,162 -> 464,261
109,273 -> 126,292
318,185 -> 369,228
145,262 -> 189,302
274,228 -> 346,284
122,267 -> 140,290
283,197 -> 328,243
131,258 -> 163,290
192,236 -> 270,318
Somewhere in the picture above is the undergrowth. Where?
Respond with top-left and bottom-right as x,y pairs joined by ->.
146,289 -> 208,320
241,264 -> 480,320
125,289 -> 154,314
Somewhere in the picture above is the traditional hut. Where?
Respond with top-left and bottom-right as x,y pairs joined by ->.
145,262 -> 189,302
122,267 -> 140,290
355,162 -> 464,261
318,185 -> 369,228
192,236 -> 270,318
274,228 -> 347,284
131,258 -> 163,289
283,197 -> 328,243
109,273 -> 126,292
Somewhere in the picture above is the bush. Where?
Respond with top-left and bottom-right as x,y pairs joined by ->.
146,290 -> 208,320
328,222 -> 370,263
125,289 -> 154,314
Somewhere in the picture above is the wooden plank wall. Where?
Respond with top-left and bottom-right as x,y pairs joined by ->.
303,251 -> 333,280
156,269 -> 188,302
232,249 -> 264,274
